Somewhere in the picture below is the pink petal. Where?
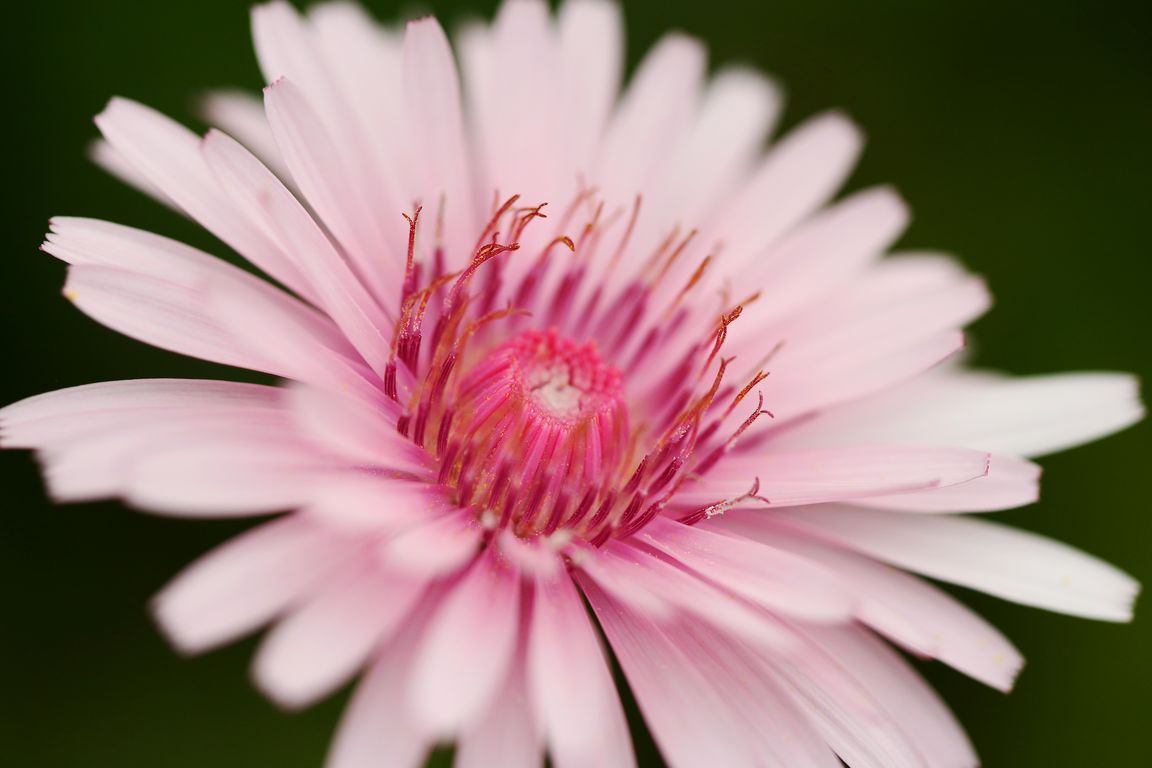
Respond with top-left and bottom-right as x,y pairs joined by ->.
468,0 -> 560,202
455,660 -> 543,768
717,112 -> 863,266
593,33 -> 706,208
63,265 -> 277,374
45,216 -> 355,372
528,571 -> 635,768
657,67 -> 782,220
285,384 -> 428,475
583,580 -> 838,768
753,256 -> 989,421
773,505 -> 1140,621
775,368 -> 1144,459
376,510 -> 482,577
253,560 -> 428,709
856,454 -> 1040,513
89,138 -> 176,207
305,475 -> 446,533
803,625 -> 978,768
683,446 -> 991,507
307,2 -> 411,225
576,541 -> 796,650
750,634 -> 928,768
93,97 -> 315,302
718,516 -> 1023,691
635,516 -> 855,623
257,77 -> 398,306
408,550 -> 521,734
556,0 -> 623,173
0,378 -> 279,449
199,90 -> 288,180
152,516 -> 346,653
402,17 -> 477,263
202,126 -> 393,373
739,185 -> 910,326
123,424 -> 336,516
325,626 -> 432,768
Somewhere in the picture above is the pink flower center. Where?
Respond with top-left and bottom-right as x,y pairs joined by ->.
384,196 -> 771,545
439,328 -> 630,537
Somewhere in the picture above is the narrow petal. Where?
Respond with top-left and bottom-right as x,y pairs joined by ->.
557,0 -> 623,174
748,255 -> 988,421
286,384 -> 429,475
63,265 -> 275,374
402,17 -> 477,263
202,126 -> 393,374
153,516 -> 347,653
528,571 -> 635,768
408,550 -> 521,734
0,378 -> 278,449
200,90 -> 288,179
682,446 -> 991,508
718,516 -> 1024,691
717,112 -> 863,266
803,625 -> 978,768
44,216 -> 355,372
94,97 -> 315,301
593,33 -> 706,207
740,186 -> 910,325
576,541 -> 796,650
772,506 -> 1140,621
305,475 -> 445,533
123,424 -> 336,515
856,454 -> 1040,513
583,579 -> 838,768
89,138 -> 175,207
253,560 -> 429,709
259,77 -> 399,304
377,511 -> 482,577
634,516 -> 855,623
325,626 -> 433,768
775,369 -> 1144,459
455,661 -> 543,768
657,67 -> 782,220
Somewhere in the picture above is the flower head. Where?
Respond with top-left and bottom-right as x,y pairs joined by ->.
3,1 -> 1143,766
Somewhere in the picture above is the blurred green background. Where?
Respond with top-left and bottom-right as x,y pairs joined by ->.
2,0 -> 1148,765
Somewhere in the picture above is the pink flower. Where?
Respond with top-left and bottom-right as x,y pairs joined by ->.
3,1 -> 1143,766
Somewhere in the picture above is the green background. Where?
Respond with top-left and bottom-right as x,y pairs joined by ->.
2,0 -> 1148,765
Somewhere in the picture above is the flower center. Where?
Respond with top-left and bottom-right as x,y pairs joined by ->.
441,329 -> 630,537
384,195 -> 772,546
